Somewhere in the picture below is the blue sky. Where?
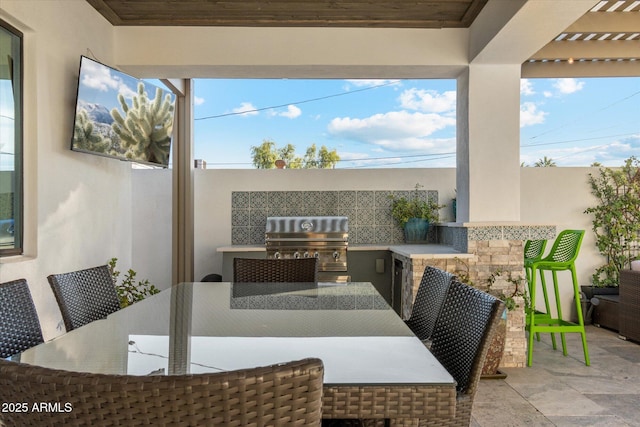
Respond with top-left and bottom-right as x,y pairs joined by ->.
2,74 -> 638,172
193,77 -> 640,168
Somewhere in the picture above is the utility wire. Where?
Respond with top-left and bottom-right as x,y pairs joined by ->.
338,152 -> 455,163
343,153 -> 456,169
521,132 -> 638,148
204,151 -> 455,166
202,130 -> 636,167
527,89 -> 640,140
552,144 -> 613,162
194,80 -> 401,121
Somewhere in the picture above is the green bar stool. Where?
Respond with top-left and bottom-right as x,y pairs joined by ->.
527,230 -> 590,367
524,239 -> 547,284
524,239 -> 554,346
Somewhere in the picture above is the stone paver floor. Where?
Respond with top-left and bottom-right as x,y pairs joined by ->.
472,325 -> 640,427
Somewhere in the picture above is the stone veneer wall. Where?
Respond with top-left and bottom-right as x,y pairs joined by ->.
231,189 -> 438,245
399,223 -> 556,368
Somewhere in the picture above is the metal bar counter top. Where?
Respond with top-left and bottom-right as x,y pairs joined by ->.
15,282 -> 456,422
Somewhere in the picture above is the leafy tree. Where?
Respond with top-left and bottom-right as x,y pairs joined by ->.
584,156 -> 640,287
534,156 -> 556,167
250,140 -> 340,169
318,145 -> 340,168
250,140 -> 279,168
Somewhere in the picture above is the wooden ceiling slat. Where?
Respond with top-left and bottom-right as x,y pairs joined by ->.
86,0 -> 486,28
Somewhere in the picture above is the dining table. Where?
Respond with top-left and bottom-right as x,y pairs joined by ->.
14,281 -> 456,423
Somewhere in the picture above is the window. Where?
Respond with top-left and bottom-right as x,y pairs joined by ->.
0,20 -> 23,256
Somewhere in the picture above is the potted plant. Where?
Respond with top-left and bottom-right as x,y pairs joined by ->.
454,258 -> 527,378
389,183 -> 444,243
584,156 -> 640,289
583,157 -> 640,329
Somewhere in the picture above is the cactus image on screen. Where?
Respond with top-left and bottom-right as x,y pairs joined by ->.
72,109 -> 111,153
110,82 -> 175,166
71,56 -> 175,167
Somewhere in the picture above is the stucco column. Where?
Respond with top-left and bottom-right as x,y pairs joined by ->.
456,64 -> 521,223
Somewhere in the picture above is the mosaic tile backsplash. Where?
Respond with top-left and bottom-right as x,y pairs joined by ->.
440,224 -> 557,253
231,190 -> 438,245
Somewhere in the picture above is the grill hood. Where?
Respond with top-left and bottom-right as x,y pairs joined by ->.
265,216 -> 348,234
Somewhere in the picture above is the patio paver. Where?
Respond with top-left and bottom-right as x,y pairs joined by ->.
471,325 -> 640,427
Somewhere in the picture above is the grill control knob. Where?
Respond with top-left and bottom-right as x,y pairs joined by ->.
303,251 -> 310,258
274,251 -> 281,259
313,252 -> 320,258
333,251 -> 340,260
293,251 -> 301,259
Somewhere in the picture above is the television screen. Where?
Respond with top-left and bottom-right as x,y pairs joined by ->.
70,56 -> 175,167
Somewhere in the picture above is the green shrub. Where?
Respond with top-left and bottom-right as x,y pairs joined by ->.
108,257 -> 159,308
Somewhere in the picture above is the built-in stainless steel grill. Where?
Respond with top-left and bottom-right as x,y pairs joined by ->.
265,216 -> 348,282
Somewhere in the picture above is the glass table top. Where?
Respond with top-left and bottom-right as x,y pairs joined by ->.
17,282 -> 454,387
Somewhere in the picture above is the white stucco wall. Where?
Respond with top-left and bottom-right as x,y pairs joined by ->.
131,169 -> 172,289
521,167 -> 602,316
0,1 -> 134,340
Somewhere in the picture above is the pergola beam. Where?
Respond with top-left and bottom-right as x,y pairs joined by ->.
522,59 -> 640,78
531,40 -> 640,60
565,12 -> 640,33
469,0 -> 595,64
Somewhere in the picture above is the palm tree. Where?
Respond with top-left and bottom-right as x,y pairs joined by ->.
534,156 -> 556,167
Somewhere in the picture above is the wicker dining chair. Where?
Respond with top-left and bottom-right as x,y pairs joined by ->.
405,266 -> 456,343
233,257 -> 319,283
0,357 -> 324,427
47,265 -> 121,332
0,279 -> 44,359
424,279 -> 505,427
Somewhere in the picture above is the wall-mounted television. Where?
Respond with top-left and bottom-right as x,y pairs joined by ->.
70,56 -> 175,168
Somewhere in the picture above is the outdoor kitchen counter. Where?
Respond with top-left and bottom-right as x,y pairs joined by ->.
218,244 -> 470,311
217,244 -> 471,258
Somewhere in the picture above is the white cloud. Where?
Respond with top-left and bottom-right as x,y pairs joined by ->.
81,60 -> 136,99
520,102 -> 547,128
553,78 -> 585,94
521,79 -> 535,96
232,102 -> 258,116
118,84 -> 138,100
399,89 -> 456,113
327,110 -> 455,151
277,105 -> 302,119
522,134 -> 640,167
194,96 -> 205,106
580,134 -> 640,166
81,60 -> 120,92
